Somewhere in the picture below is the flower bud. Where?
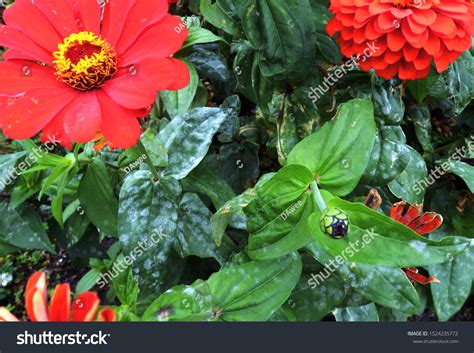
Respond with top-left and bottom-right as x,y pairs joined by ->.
319,208 -> 350,239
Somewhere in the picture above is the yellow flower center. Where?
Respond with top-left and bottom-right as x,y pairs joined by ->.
52,31 -> 117,91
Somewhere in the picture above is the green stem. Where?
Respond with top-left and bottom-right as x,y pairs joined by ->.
311,181 -> 327,211
137,140 -> 160,182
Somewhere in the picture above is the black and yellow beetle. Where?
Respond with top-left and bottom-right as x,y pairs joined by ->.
319,207 -> 350,239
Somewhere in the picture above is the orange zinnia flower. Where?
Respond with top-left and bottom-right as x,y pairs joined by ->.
0,0 -> 189,149
0,272 -> 115,322
390,201 -> 443,284
327,0 -> 474,80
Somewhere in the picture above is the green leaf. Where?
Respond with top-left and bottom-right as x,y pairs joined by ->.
199,0 -> 242,37
139,129 -> 168,167
181,27 -> 227,50
388,146 -> 428,204
283,271 -> 347,321
158,107 -> 227,180
207,252 -> 302,321
0,151 -> 26,191
112,262 -> 140,308
334,303 -> 379,322
160,61 -> 199,118
186,48 -> 236,99
409,104 -> 434,159
233,42 -> 273,107
306,242 -> 421,314
372,77 -> 405,125
245,165 -> 314,260
441,159 -> 474,193
176,193 -> 231,264
181,158 -> 236,210
362,125 -> 411,185
76,269 -> 102,295
118,171 -> 184,304
407,69 -> 440,104
310,0 -> 342,64
240,0 -> 317,83
287,99 -> 376,196
79,159 -> 118,236
429,231 -> 474,321
0,201 -> 54,253
142,280 -> 214,322
308,194 -> 470,267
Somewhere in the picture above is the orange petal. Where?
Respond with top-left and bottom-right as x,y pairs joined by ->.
48,284 -> 71,322
25,272 -> 49,322
72,292 -> 100,322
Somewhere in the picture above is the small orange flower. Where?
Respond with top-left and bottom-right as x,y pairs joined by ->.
0,272 -> 115,322
327,0 -> 474,80
390,201 -> 443,284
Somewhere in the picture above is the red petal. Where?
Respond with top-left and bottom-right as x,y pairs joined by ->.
424,31 -> 441,55
33,0 -> 79,38
97,90 -> 142,149
0,25 -> 53,64
3,0 -> 62,54
430,14 -> 456,36
400,204 -> 422,225
48,284 -> 71,322
390,201 -> 406,222
119,15 -> 188,67
404,268 -> 440,285
74,0 -> 101,33
411,213 -> 443,235
41,110 -> 73,150
115,0 -> 169,56
25,272 -> 49,322
97,308 -> 116,322
103,58 -> 189,109
72,292 -> 100,322
0,61 -> 60,95
1,87 -> 77,140
63,91 -> 102,143
411,9 -> 437,26
387,29 -> 406,51
101,0 -> 137,47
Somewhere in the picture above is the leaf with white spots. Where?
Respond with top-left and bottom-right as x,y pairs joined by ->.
158,107 -> 228,180
334,303 -> 379,322
429,231 -> 474,321
118,171 -> 184,305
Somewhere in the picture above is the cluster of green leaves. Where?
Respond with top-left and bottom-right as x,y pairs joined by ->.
0,0 -> 473,322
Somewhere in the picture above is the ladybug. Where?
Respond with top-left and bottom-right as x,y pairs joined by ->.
319,207 -> 350,239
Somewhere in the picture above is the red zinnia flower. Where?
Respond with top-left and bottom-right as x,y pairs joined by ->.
390,201 -> 443,284
0,0 -> 189,149
327,0 -> 474,80
0,272 -> 115,322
